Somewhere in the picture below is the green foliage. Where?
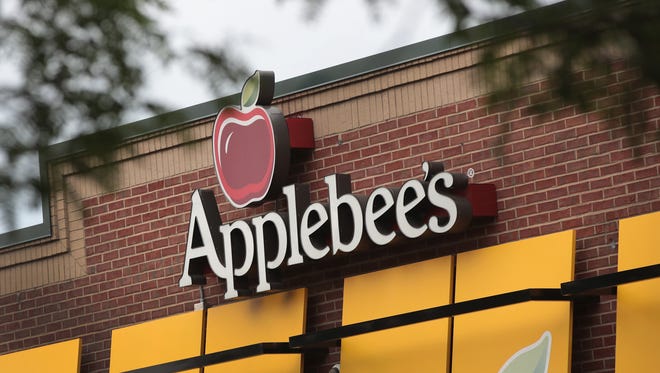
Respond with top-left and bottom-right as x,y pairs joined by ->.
1,0 -> 658,230
0,0 -> 170,226
0,0 -> 246,229
446,0 -> 660,142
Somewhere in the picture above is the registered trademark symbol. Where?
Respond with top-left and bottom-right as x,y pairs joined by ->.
467,168 -> 475,178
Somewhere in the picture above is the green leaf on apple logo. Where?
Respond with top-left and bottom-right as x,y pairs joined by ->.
498,331 -> 552,373
241,71 -> 260,108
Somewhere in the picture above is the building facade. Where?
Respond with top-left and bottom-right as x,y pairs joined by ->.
1,5 -> 659,373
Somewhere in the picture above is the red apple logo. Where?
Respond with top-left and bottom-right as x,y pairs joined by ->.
212,71 -> 290,208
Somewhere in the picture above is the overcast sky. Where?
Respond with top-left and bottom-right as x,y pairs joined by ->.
139,0 -> 452,117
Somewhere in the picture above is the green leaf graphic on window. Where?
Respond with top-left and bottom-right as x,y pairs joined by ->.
498,331 -> 552,373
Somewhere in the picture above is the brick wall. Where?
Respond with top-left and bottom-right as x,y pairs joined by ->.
1,61 -> 658,373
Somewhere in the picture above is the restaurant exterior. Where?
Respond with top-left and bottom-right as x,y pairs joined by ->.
0,3 -> 658,373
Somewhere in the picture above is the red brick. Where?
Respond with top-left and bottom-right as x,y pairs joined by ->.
397,114 -> 416,126
436,104 -> 457,116
416,109 -> 436,122
447,112 -> 467,125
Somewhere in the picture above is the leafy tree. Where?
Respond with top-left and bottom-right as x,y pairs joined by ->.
0,0 -> 246,229
448,0 -> 660,137
1,0 -> 658,230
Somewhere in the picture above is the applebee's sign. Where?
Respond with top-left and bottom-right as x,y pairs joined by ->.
178,71 -> 480,299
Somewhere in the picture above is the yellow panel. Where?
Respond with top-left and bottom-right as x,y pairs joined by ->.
453,303 -> 572,373
109,310 -> 203,373
340,257 -> 453,373
456,230 -> 575,301
0,338 -> 81,373
454,230 -> 575,373
617,211 -> 660,270
616,211 -> 660,372
205,288 -> 307,373
205,355 -> 301,373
